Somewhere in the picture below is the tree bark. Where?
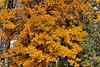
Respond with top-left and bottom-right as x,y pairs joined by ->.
3,42 -> 9,67
56,61 -> 60,67
0,36 -> 2,67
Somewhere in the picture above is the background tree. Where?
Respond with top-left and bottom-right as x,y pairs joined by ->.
80,22 -> 100,67
79,1 -> 100,66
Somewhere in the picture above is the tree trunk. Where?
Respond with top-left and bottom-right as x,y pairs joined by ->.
56,61 -> 61,67
0,29 -> 3,67
5,57 -> 9,67
3,42 -> 9,67
0,36 -> 2,67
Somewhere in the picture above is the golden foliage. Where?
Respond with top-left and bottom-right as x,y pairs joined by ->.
0,0 -> 95,67
0,30 -> 5,36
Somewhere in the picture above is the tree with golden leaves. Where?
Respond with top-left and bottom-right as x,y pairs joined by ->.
0,0 -> 92,67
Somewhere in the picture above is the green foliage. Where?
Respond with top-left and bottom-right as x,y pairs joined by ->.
80,22 -> 100,67
0,0 -> 3,15
0,0 -> 4,8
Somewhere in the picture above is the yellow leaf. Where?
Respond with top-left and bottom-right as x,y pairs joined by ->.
0,30 -> 5,36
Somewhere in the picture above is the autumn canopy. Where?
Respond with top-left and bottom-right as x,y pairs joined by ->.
0,0 -> 99,67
